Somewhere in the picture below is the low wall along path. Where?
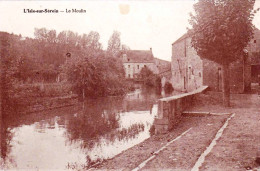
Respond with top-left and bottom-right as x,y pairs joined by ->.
154,86 -> 208,134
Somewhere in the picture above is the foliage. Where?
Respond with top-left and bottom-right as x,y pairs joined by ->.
138,67 -> 161,89
0,28 -> 130,115
121,44 -> 130,54
164,81 -> 174,93
107,31 -> 121,58
188,0 -> 257,65
62,52 -> 127,98
188,0 -> 257,106
0,32 -> 21,114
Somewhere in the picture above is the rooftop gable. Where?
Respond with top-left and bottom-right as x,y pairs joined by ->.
172,33 -> 189,45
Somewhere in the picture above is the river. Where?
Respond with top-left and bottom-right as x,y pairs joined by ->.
0,88 -> 174,170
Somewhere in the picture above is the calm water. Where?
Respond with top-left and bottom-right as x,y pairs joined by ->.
0,88 -> 166,170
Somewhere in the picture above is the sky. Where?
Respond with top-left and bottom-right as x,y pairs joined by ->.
0,0 -> 260,61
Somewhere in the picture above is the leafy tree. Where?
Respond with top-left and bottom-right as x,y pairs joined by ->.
188,0 -> 258,106
138,67 -> 161,90
82,31 -> 103,57
107,31 -> 121,58
0,32 -> 20,115
121,44 -> 130,54
62,51 -> 127,99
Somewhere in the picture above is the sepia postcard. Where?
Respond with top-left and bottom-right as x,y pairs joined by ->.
0,0 -> 260,170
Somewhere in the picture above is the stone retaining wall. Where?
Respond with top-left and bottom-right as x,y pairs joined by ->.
17,95 -> 78,114
154,86 -> 208,134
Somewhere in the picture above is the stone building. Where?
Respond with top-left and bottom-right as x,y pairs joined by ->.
247,28 -> 260,83
154,58 -> 172,88
171,33 -> 203,92
171,29 -> 260,93
122,48 -> 159,79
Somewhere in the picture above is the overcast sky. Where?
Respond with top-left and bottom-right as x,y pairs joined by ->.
0,1 -> 260,61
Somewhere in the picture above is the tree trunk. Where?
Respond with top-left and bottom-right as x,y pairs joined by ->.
82,88 -> 85,110
222,64 -> 230,107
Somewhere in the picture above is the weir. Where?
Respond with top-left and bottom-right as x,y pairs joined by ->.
154,86 -> 208,134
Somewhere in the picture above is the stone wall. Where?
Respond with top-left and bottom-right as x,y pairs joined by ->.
202,59 -> 221,92
186,38 -> 203,91
171,37 -> 203,92
203,57 -> 248,94
12,83 -> 78,115
248,28 -> 260,53
171,37 -> 186,91
154,86 -> 208,134
17,95 -> 78,114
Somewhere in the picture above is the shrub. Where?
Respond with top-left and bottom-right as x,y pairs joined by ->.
138,67 -> 161,90
164,81 -> 174,93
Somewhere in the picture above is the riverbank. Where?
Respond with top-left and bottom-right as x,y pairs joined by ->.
92,91 -> 260,170
3,83 -> 78,115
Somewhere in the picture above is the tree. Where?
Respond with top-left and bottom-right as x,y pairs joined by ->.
188,0 -> 257,106
107,31 -> 121,58
83,31 -> 103,57
0,32 -> 20,115
121,44 -> 130,54
61,51 -> 127,99
138,67 -> 161,89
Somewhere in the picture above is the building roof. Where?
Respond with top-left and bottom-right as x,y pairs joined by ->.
123,50 -> 154,63
172,33 -> 189,45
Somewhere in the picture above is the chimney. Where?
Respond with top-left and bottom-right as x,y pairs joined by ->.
150,47 -> 152,52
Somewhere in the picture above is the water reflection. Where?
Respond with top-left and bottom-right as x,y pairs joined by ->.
1,88 -> 161,170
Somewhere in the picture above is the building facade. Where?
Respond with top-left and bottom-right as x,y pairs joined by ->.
171,29 -> 260,93
122,48 -> 159,79
171,34 -> 203,92
247,28 -> 260,83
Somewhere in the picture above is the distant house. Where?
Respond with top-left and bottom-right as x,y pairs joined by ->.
121,48 -> 159,79
170,28 -> 260,93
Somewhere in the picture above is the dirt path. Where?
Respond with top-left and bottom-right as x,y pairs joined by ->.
199,94 -> 260,171
92,114 -> 229,170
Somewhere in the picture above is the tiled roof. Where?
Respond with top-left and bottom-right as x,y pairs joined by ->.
123,50 -> 154,63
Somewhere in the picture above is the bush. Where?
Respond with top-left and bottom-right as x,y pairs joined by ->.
164,81 -> 174,93
138,67 -> 161,90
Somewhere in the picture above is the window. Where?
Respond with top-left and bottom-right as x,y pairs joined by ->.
128,65 -> 130,68
128,58 -> 130,61
254,40 -> 256,43
144,65 -> 147,68
128,74 -> 130,78
137,65 -> 139,69
199,72 -> 201,77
